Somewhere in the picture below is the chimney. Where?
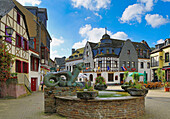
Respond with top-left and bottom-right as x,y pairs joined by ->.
141,40 -> 150,49
72,48 -> 75,54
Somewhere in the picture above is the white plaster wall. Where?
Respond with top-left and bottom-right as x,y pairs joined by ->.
29,51 -> 41,91
65,59 -> 83,72
138,59 -> 151,82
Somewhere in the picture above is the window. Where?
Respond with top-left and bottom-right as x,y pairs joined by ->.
41,48 -> 45,59
141,62 -> 144,68
73,65 -> 76,70
86,51 -> 89,57
127,50 -> 130,54
23,39 -> 27,50
97,73 -> 101,77
127,62 -> 130,68
122,61 -> 126,67
16,60 -> 21,73
85,63 -> 90,68
140,49 -> 143,56
23,62 -> 28,73
132,62 -> 135,68
31,57 -> 39,71
70,66 -> 71,71
165,52 -> 169,62
112,49 -> 114,54
108,73 -> 114,82
115,75 -> 118,80
16,34 -> 21,47
32,38 -> 36,50
17,12 -> 20,24
67,66 -> 68,70
89,74 -> 93,82
147,62 -> 150,69
113,61 -> 118,68
106,60 -> 111,70
143,50 -> 147,58
100,49 -> 103,54
106,49 -> 109,54
98,61 -> 102,68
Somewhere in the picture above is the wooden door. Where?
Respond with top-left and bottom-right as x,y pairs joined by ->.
31,78 -> 37,91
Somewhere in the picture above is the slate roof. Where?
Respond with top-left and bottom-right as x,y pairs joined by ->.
55,57 -> 65,66
0,0 -> 15,18
66,47 -> 84,61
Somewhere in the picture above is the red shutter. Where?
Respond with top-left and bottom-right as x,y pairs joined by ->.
27,63 -> 29,73
20,61 -> 23,73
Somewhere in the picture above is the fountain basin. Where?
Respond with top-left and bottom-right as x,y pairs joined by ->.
55,95 -> 145,119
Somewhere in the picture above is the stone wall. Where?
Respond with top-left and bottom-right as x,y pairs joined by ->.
44,87 -> 78,113
55,96 -> 145,119
0,82 -> 28,98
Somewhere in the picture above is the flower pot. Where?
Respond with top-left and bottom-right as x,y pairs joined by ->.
94,84 -> 107,90
77,91 -> 98,100
127,88 -> 148,96
121,85 -> 131,91
165,87 -> 170,92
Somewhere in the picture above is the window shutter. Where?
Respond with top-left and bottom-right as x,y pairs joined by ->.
5,26 -> 12,43
27,40 -> 29,50
20,61 -> 23,73
33,57 -> 35,71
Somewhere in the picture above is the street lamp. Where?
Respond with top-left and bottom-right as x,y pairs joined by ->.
0,26 -> 14,39
6,26 -> 14,36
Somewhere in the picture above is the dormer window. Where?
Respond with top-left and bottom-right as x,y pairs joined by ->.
112,49 -> 114,54
75,55 -> 78,58
100,49 -> 103,54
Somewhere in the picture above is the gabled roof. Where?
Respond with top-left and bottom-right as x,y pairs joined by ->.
66,47 -> 84,61
13,0 -> 38,37
0,0 -> 15,18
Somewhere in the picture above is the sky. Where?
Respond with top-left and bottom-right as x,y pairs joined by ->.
16,0 -> 170,60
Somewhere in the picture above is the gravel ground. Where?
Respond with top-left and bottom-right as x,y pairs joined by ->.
0,86 -> 170,119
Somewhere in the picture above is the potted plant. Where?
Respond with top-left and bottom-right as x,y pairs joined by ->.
94,76 -> 107,90
127,73 -> 148,96
164,82 -> 170,92
77,80 -> 98,100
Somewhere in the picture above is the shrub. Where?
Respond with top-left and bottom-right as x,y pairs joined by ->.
95,76 -> 106,85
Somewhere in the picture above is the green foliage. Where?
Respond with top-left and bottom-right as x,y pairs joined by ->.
129,80 -> 132,86
0,42 -> 14,82
95,76 -> 106,85
157,68 -> 166,84
123,71 -> 129,81
132,73 -> 140,83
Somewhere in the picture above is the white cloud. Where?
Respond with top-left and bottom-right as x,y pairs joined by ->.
51,36 -> 64,47
72,24 -> 128,49
72,39 -> 87,49
50,36 -> 65,60
85,17 -> 91,21
16,0 -> 41,6
94,12 -> 102,19
120,0 -> 154,24
145,14 -> 169,28
71,0 -> 111,11
157,39 -> 164,44
111,32 -> 128,39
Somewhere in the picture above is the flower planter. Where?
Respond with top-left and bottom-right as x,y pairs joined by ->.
165,87 -> 170,92
94,84 -> 107,90
121,85 -> 131,91
127,88 -> 148,96
77,91 -> 98,100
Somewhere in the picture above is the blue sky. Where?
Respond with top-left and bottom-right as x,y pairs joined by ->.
17,0 -> 170,60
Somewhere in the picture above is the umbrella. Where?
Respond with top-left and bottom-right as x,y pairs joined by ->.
143,71 -> 147,84
128,72 -> 144,77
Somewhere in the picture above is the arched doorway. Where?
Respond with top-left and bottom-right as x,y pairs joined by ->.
89,74 -> 93,82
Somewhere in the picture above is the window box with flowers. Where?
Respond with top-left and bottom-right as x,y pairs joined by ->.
94,76 -> 107,90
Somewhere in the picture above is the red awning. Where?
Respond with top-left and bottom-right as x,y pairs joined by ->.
162,67 -> 170,70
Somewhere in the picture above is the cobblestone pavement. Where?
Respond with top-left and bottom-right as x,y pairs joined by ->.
0,87 -> 170,119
